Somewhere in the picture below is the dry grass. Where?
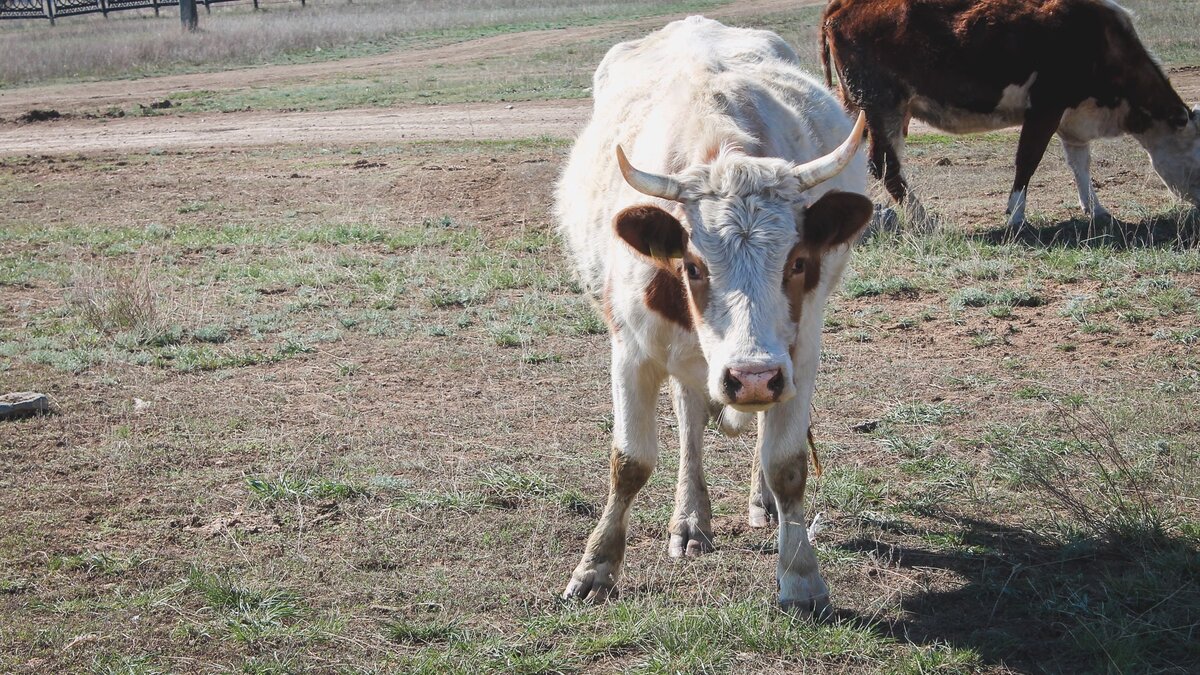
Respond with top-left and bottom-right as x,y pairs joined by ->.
67,262 -> 164,339
0,0 -> 710,86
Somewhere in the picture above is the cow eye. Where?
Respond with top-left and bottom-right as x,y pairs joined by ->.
791,258 -> 806,274
685,262 -> 702,280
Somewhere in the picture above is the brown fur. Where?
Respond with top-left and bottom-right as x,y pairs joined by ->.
645,267 -> 692,330
614,205 -> 687,261
763,441 -> 809,505
610,448 -> 654,504
786,191 -> 873,322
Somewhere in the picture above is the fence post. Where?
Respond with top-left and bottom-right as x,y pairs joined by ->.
153,0 -> 159,16
253,0 -> 258,9
203,0 -> 210,14
44,0 -> 55,25
180,0 -> 197,31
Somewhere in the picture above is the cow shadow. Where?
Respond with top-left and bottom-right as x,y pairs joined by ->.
826,511 -> 1200,674
974,208 -> 1200,249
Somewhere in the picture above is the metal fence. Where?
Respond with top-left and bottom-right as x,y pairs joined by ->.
0,0 -> 294,21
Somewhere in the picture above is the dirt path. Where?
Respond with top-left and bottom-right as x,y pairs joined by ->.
0,99 -> 593,154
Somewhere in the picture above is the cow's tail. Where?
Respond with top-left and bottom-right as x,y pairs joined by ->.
819,18 -> 834,90
816,2 -> 835,90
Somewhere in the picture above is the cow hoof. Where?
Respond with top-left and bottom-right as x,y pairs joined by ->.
668,527 -> 714,558
748,500 -> 778,528
562,564 -> 617,603
779,593 -> 832,619
778,572 -> 830,617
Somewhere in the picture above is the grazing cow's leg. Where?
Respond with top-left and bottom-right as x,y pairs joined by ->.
866,111 -> 909,204
759,392 -> 827,614
1060,138 -> 1112,220
1007,107 -> 1064,227
563,340 -> 664,602
668,379 -> 714,557
866,110 -> 929,226
748,442 -> 777,528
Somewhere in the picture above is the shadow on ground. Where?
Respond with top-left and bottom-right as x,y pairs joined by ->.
833,512 -> 1200,674
976,208 -> 1200,249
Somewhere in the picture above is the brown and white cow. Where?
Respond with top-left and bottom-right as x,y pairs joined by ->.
821,0 -> 1200,226
555,16 -> 873,613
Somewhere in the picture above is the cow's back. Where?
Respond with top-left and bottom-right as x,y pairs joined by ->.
824,0 -> 1182,125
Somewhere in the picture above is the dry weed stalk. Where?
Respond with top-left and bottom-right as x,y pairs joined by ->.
1018,401 -> 1166,547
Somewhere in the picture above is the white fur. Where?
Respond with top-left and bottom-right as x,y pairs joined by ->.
556,16 -> 867,611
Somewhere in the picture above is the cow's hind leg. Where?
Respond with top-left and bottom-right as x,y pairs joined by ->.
1007,107 -> 1064,227
748,440 -> 777,528
668,379 -> 714,557
1060,138 -> 1112,221
866,110 -> 929,228
564,341 -> 664,602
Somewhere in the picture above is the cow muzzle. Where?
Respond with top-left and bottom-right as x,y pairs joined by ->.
722,365 -> 787,409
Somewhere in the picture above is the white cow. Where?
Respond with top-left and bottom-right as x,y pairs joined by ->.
555,16 -> 874,613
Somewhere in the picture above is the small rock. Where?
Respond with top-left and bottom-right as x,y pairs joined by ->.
505,104 -> 514,110
850,419 -> 880,433
133,398 -> 151,412
935,157 -> 952,166
0,392 -> 51,420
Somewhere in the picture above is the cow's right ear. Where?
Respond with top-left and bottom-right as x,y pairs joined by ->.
614,205 -> 688,260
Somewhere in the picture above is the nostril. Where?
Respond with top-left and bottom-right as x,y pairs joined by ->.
722,369 -> 743,399
767,369 -> 785,397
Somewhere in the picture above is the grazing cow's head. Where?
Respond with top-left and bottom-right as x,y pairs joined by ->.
1145,105 -> 1200,207
614,113 -> 873,411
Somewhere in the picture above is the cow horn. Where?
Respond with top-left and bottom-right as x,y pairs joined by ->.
792,111 -> 867,189
616,145 -> 684,201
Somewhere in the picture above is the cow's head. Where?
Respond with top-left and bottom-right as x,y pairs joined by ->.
614,113 -> 873,411
1145,105 -> 1200,207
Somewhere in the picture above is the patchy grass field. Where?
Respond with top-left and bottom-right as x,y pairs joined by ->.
2,130 -> 1198,673
2,0 -> 1200,672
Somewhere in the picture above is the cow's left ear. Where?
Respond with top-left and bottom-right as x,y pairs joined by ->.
614,205 -> 688,260
800,191 -> 874,249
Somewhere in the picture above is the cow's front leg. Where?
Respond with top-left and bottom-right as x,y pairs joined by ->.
668,379 -> 713,557
563,342 -> 663,602
759,399 -> 828,615
1060,138 -> 1112,221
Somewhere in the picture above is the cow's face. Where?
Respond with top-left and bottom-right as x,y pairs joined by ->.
614,132 -> 872,410
1146,107 -> 1200,207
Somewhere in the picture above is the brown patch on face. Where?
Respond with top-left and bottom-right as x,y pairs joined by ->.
645,266 -> 692,330
783,244 -> 825,324
783,192 -> 872,323
682,253 -> 710,328
610,448 -> 653,504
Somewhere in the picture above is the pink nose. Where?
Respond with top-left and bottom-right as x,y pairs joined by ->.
723,366 -> 785,405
